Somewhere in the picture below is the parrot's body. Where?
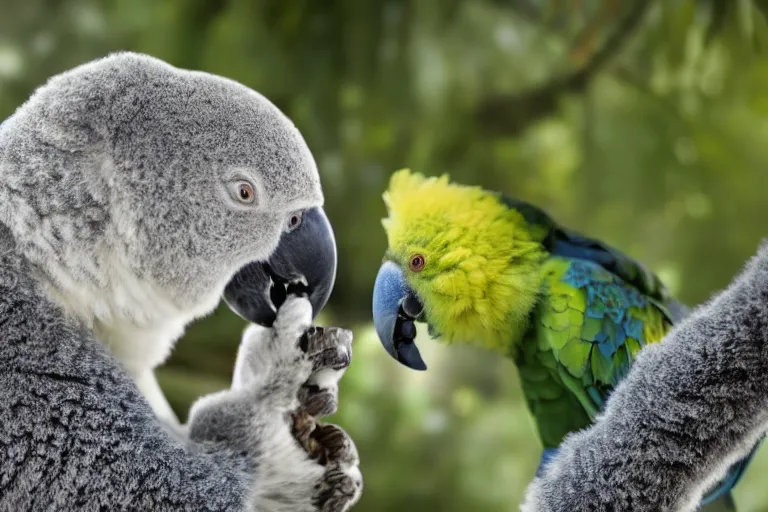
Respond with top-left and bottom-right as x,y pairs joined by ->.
371,169 -> 759,511
517,253 -> 675,448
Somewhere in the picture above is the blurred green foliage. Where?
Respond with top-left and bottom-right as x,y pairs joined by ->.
3,0 -> 768,510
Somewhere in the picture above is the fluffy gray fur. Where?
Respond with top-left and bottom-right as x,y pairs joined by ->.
188,297 -> 362,511
521,241 -> 768,512
0,52 -> 361,510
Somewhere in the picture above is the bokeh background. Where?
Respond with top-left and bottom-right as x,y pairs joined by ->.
2,0 -> 768,510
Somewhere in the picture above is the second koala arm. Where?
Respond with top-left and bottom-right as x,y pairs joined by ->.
187,297 -> 362,512
0,341 -> 251,510
0,275 -> 351,511
521,242 -> 768,512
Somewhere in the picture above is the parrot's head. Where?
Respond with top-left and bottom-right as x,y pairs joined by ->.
372,169 -> 548,371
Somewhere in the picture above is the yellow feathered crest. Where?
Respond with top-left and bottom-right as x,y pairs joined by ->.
380,168 -> 547,353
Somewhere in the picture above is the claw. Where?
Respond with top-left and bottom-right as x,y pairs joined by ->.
290,411 -> 325,462
311,424 -> 348,461
300,326 -> 353,372
298,384 -> 339,417
312,424 -> 359,466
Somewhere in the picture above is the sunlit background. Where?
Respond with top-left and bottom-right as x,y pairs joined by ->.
2,0 -> 768,510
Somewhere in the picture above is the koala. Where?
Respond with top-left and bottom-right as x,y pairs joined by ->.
189,298 -> 360,511
0,52 -> 360,510
521,241 -> 768,512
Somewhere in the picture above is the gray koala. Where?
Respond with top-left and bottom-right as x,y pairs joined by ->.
0,52 -> 362,510
520,241 -> 768,512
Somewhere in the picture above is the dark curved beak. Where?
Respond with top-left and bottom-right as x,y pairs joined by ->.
223,207 -> 337,327
372,260 -> 427,371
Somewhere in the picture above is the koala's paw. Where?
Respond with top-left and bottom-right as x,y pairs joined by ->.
250,414 -> 362,512
231,297 -> 353,416
311,423 -> 363,512
230,297 -> 314,408
289,414 -> 362,512
298,326 -> 353,417
226,296 -> 360,511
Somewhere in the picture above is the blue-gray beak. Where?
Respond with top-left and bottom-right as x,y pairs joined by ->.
372,260 -> 427,371
223,207 -> 337,327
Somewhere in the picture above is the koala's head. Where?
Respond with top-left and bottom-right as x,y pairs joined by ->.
0,52 -> 336,328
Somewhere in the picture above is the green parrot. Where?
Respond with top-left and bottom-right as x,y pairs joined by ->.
371,169 -> 758,511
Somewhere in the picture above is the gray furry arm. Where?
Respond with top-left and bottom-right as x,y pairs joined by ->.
0,370 -> 250,511
0,261 -> 359,511
0,287 -> 250,510
521,241 -> 768,512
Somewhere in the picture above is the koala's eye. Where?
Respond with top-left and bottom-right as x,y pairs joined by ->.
409,254 -> 426,272
227,180 -> 256,205
237,182 -> 255,203
286,211 -> 303,232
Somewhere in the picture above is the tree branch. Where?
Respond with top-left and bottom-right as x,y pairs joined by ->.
475,0 -> 652,137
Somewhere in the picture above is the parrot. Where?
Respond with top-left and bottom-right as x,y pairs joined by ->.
371,169 -> 760,511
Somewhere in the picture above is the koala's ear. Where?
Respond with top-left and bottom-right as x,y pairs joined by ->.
224,207 -> 337,327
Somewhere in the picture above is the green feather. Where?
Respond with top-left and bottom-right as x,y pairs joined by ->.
516,256 -> 673,448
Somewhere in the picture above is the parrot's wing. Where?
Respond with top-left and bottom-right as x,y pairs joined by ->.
499,194 -> 689,323
534,256 -> 673,418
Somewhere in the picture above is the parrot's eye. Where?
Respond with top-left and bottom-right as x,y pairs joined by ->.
285,210 -> 303,232
409,254 -> 426,272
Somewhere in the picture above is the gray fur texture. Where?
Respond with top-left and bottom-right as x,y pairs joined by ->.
521,241 -> 768,512
0,52 -> 361,511
0,50 -> 323,425
189,298 -> 362,511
